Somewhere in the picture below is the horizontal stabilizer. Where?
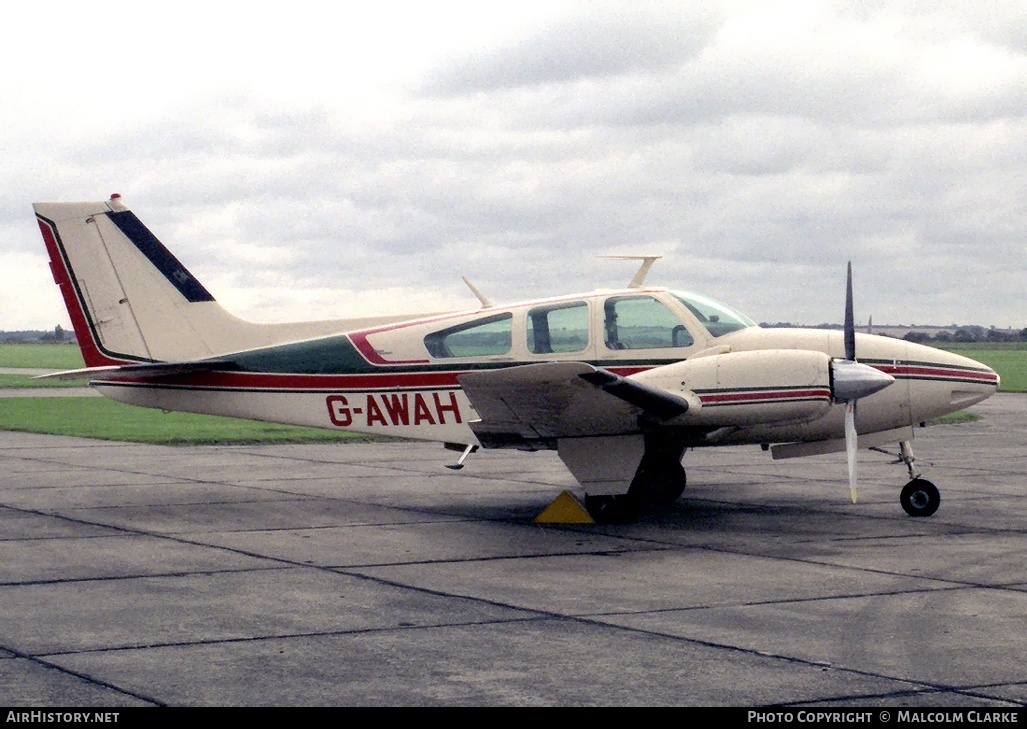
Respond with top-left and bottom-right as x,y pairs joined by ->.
35,360 -> 234,381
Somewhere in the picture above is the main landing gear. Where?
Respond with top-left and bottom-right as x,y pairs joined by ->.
874,440 -> 941,517
585,440 -> 687,524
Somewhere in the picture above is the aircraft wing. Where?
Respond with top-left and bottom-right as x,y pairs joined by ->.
457,362 -> 690,448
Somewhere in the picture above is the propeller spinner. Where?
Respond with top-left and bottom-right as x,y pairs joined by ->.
831,263 -> 895,503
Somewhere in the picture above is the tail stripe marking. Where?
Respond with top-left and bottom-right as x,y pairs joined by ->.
107,211 -> 215,303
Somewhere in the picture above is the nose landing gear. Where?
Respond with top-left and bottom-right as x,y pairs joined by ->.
873,440 -> 941,517
900,478 -> 941,517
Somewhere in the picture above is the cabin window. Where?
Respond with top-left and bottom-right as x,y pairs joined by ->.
527,301 -> 589,354
603,295 -> 694,350
423,313 -> 513,358
670,291 -> 755,337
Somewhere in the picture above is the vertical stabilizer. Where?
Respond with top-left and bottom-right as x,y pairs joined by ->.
34,196 -> 353,366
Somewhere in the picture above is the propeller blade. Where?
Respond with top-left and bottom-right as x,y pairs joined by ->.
845,399 -> 858,503
842,262 -> 861,504
844,261 -> 856,362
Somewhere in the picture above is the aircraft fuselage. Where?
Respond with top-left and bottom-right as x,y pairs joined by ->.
93,288 -> 999,451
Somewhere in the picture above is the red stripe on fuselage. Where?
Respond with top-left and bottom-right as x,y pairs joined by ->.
346,309 -> 502,366
104,365 -> 656,391
877,363 -> 998,383
348,330 -> 430,366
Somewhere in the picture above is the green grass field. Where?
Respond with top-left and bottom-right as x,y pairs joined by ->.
0,374 -> 89,388
933,343 -> 1027,392
0,397 -> 372,445
0,342 -> 85,369
928,411 -> 981,425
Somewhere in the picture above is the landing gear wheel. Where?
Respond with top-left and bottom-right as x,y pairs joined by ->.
644,460 -> 687,504
900,478 -> 940,517
584,494 -> 641,524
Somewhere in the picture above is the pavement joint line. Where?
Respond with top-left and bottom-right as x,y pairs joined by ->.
561,613 -> 956,699
27,475 -> 1023,539
546,514 -> 1014,545
143,530 -> 669,572
11,442 -> 1022,522
524,524 -> 1027,594
675,496 -> 1027,536
0,494 -> 324,515
0,564 -> 295,589
325,571 -> 1012,700
26,614 -> 558,659
227,447 -> 577,483
0,644 -> 165,706
15,499 -> 1001,671
0,513 -> 479,537
580,582 -> 979,617
314,546 -> 666,570
0,442 -> 139,451
0,485 -> 586,537
680,542 -> 1027,595
3,451 -> 500,495
14,581 -> 974,705
0,480 -> 201,492
7,491 -> 1022,596
0,453 -> 433,500
8,602 -> 1025,707
0,500 -> 667,579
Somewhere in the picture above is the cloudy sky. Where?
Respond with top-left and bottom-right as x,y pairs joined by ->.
2,1 -> 1024,332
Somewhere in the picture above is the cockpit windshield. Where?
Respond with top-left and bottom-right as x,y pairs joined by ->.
671,291 -> 756,338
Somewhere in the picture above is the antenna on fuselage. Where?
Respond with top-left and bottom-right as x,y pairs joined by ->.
461,276 -> 493,308
599,255 -> 663,288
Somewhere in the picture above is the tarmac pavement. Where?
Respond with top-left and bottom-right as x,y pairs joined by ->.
0,395 -> 1024,706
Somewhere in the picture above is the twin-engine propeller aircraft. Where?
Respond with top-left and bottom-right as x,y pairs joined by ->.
34,196 -> 999,522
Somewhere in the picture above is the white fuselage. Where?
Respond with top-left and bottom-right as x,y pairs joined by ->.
94,287 -> 999,450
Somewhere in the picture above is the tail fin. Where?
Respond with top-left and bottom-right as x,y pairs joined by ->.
34,195 -> 346,366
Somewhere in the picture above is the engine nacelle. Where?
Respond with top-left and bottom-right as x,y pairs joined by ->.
633,349 -> 835,427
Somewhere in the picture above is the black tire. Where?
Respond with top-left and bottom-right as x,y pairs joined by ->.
900,478 -> 940,517
641,460 -> 687,504
584,494 -> 641,524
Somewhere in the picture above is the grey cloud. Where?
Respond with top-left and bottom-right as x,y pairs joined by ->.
7,4 -> 1025,330
899,0 -> 1027,55
420,4 -> 721,96
414,3 -> 1027,132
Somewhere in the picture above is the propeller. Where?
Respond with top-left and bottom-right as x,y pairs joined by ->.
831,262 -> 895,503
